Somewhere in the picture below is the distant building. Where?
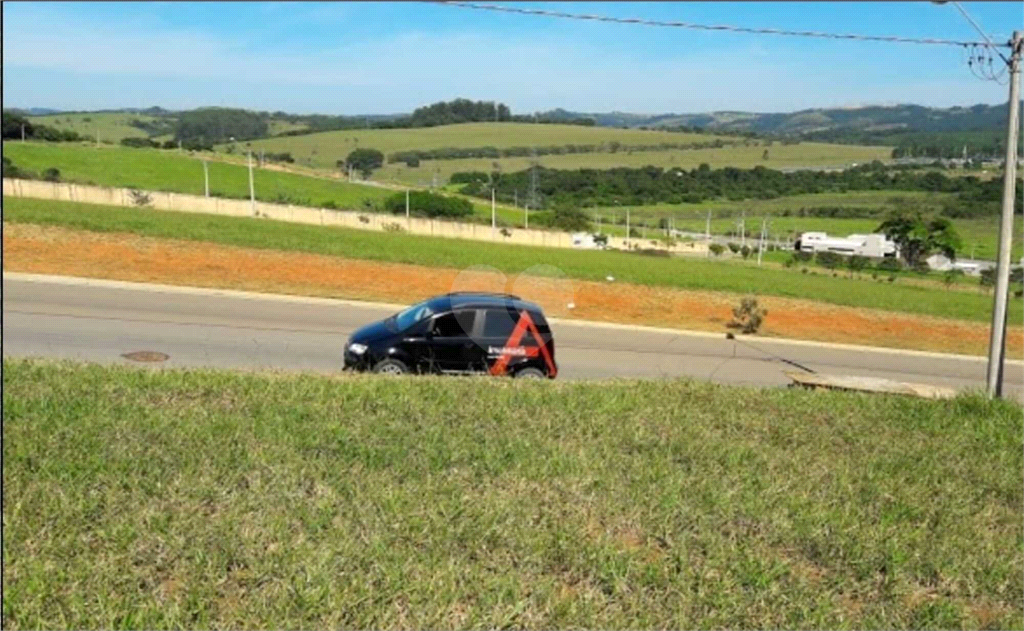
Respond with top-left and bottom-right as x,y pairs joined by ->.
571,232 -> 601,249
794,232 -> 897,258
925,254 -> 995,276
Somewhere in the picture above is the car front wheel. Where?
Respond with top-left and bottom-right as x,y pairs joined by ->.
515,367 -> 546,380
373,358 -> 409,375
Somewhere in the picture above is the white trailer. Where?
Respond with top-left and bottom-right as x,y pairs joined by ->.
794,232 -> 897,258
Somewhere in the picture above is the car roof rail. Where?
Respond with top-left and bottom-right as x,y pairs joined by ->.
446,291 -> 522,300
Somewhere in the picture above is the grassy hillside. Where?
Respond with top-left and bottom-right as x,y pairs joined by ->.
3,143 -> 392,210
237,122 -> 890,179
6,197 -> 1015,324
28,113 -> 158,143
375,143 -> 893,187
4,359 -> 1022,629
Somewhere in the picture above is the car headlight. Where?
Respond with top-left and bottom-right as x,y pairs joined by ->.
347,342 -> 368,355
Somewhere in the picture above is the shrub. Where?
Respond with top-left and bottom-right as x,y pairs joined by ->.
728,297 -> 768,334
499,228 -> 512,238
405,157 -> 420,168
120,137 -> 159,149
783,257 -> 796,268
128,189 -> 152,207
847,255 -> 870,276
792,251 -> 813,262
384,191 -> 473,219
709,243 -> 725,257
41,167 -> 61,182
815,251 -> 843,270
322,200 -> 337,210
382,222 -> 405,233
740,245 -> 752,260
876,257 -> 903,272
943,268 -> 965,288
727,242 -> 741,254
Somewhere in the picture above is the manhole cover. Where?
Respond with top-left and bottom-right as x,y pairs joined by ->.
122,351 -> 170,362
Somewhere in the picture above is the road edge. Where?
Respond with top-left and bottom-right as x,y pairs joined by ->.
5,271 -> 1020,366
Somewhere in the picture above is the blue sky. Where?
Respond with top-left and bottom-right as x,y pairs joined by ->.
2,1 -> 1021,115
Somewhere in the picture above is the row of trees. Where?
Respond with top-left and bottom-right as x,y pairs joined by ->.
454,161 -> 1020,216
1,110 -> 85,142
387,139 -> 739,164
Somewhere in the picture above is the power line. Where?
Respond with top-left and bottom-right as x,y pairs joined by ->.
951,1 -> 1011,64
430,1 -> 1000,48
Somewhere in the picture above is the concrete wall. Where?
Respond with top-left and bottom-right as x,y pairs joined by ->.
3,178 -> 708,255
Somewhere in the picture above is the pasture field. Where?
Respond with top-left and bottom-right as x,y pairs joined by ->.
28,112 -> 159,143
5,197 -> 1016,324
233,122 -> 892,177
374,143 -> 894,187
3,143 -> 392,210
4,359 -> 1022,629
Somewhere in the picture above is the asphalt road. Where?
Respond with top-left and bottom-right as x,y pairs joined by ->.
4,273 -> 1022,399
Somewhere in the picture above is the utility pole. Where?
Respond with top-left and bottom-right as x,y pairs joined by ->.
248,151 -> 256,216
705,210 -> 711,258
985,30 -> 1023,399
740,211 -> 746,246
21,124 -> 25,142
524,204 -> 529,229
203,160 -> 209,198
406,189 -> 410,227
757,218 -> 767,266
626,208 -> 631,249
491,188 -> 496,240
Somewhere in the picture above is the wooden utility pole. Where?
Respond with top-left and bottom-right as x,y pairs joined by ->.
985,30 -> 1023,398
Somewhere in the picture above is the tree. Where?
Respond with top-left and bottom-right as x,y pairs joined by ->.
345,148 -> 385,178
709,243 -> 725,257
727,242 -> 741,254
876,211 -> 962,266
385,191 -> 473,218
740,245 -> 752,259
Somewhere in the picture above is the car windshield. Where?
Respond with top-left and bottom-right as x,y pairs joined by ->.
388,301 -> 435,331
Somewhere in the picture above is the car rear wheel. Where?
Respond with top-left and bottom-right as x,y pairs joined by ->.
373,358 -> 409,375
515,368 -> 546,380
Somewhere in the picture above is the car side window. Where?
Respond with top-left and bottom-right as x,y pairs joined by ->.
482,308 -> 518,339
432,310 -> 476,338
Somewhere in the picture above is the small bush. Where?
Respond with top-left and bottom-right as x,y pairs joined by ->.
41,168 -> 61,182
128,189 -> 152,207
727,242 -> 741,254
728,297 -> 768,334
816,251 -> 843,270
499,228 -> 512,238
876,257 -> 903,272
385,191 -> 473,219
358,215 -> 370,224
322,200 -> 337,210
382,222 -> 405,233
709,243 -> 725,257
740,245 -> 752,260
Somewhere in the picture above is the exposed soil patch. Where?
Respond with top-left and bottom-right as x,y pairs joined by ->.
5,223 -> 1020,358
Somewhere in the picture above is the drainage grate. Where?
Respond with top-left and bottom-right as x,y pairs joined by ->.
122,351 -> 170,362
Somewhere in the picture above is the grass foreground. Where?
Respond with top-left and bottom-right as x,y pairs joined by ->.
4,196 -> 1017,325
3,358 -> 1022,629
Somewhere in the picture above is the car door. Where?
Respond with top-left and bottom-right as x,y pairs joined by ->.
476,306 -> 525,374
427,309 -> 480,372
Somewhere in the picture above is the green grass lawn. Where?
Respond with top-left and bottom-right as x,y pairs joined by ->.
6,197 -> 1015,324
3,143 -> 392,210
28,113 -> 159,143
3,359 -> 1021,629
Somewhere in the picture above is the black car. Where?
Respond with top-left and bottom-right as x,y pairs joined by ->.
343,292 -> 557,379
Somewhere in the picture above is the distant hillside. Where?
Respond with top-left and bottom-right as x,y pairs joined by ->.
536,103 -> 1007,134
536,103 -> 1010,158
